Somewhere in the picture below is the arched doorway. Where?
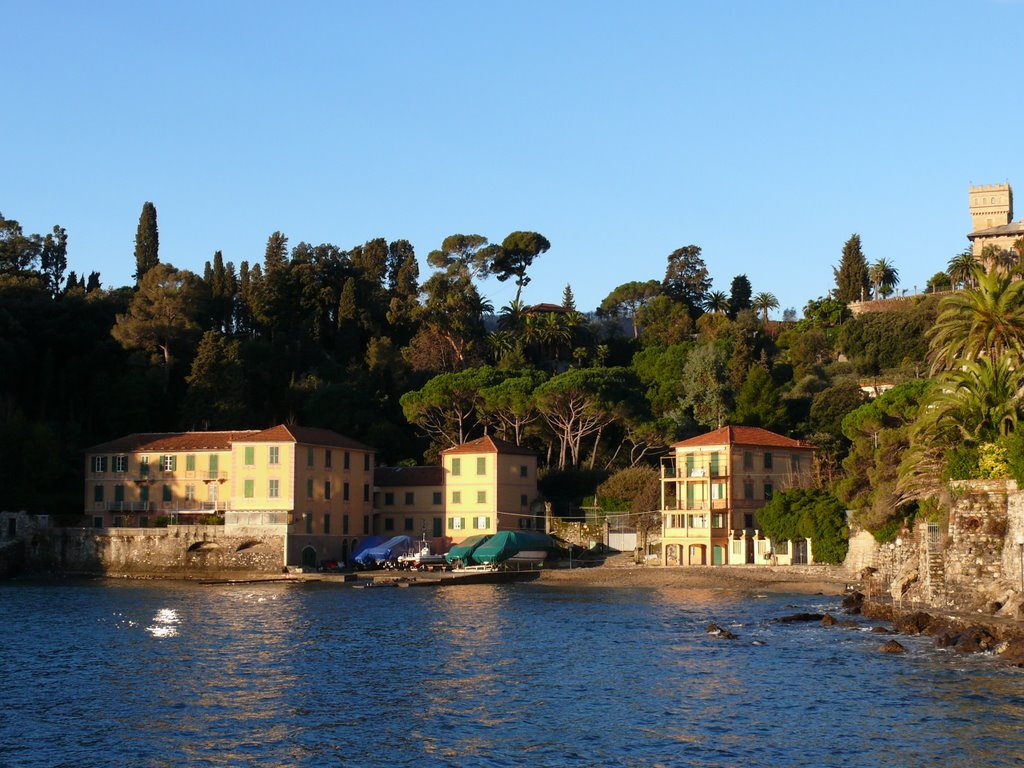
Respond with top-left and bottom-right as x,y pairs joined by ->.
688,544 -> 706,566
341,540 -> 349,566
665,544 -> 680,566
301,546 -> 317,569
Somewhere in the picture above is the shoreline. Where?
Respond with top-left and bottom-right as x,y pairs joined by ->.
533,564 -> 851,594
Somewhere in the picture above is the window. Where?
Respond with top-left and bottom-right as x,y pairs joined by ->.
791,455 -> 800,472
140,486 -> 149,503
162,484 -> 171,502
306,478 -> 314,499
476,457 -> 486,475
520,464 -> 528,478
451,457 -> 461,476
743,451 -> 753,470
343,451 -> 350,470
161,455 -> 177,472
140,456 -> 150,476
363,515 -> 369,534
433,491 -> 443,505
452,491 -> 462,504
384,517 -> 395,531
343,482 -> 349,501
92,456 -> 108,473
186,454 -> 196,472
404,517 -> 414,532
384,492 -> 394,506
775,539 -> 789,555
185,484 -> 195,502
244,447 -> 255,465
363,484 -> 369,502
709,452 -> 720,476
343,515 -> 349,534
323,513 -> 331,534
450,517 -> 464,530
324,481 -> 332,500
473,516 -> 489,530
763,452 -> 773,470
521,494 -> 528,507
712,482 -> 725,500
208,455 -> 218,478
744,481 -> 754,500
93,484 -> 104,502
405,492 -> 414,506
114,484 -> 125,503
113,455 -> 127,473
364,454 -> 370,471
477,491 -> 486,504
307,447 -> 314,467
269,447 -> 279,465
244,479 -> 254,498
712,512 -> 726,529
269,479 -> 279,498
764,482 -> 774,500
325,449 -> 332,468
305,513 -> 313,534
688,513 -> 708,529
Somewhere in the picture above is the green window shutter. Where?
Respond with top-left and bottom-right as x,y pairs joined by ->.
476,457 -> 486,475
186,454 -> 195,471
209,455 -> 219,472
94,485 -> 104,502
686,483 -> 695,508
244,447 -> 254,465
162,485 -> 171,502
244,479 -> 254,498
114,485 -> 124,503
709,452 -> 719,476
140,486 -> 149,503
685,454 -> 694,476
171,456 -> 177,471
452,457 -> 461,476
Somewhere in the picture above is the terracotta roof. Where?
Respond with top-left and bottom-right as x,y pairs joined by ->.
968,221 -> 1024,239
442,435 -> 538,456
231,425 -> 375,451
524,303 -> 569,314
672,426 -> 814,450
87,431 -> 259,453
87,425 -> 375,453
375,466 -> 444,487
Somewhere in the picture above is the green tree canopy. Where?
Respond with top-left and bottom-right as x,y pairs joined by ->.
757,488 -> 849,564
662,244 -> 710,315
833,233 -> 869,304
133,202 -> 159,284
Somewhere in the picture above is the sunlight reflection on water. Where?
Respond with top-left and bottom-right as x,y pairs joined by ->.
3,579 -> 1024,767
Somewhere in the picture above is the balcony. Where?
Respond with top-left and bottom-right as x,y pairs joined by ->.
203,470 -> 227,482
105,502 -> 152,512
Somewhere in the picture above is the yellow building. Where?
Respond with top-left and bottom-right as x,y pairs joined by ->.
660,426 -> 815,566
967,182 -> 1024,261
441,436 -> 541,546
84,425 -> 375,568
373,466 -> 445,549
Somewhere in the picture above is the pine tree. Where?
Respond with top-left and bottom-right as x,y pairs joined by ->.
562,283 -> 577,311
133,202 -> 159,284
728,274 -> 752,319
833,234 -> 869,304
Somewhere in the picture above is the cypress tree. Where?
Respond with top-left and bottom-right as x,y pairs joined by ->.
833,234 -> 870,304
133,202 -> 159,284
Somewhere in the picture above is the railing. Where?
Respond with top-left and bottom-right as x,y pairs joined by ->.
105,502 -> 152,512
204,470 -> 226,481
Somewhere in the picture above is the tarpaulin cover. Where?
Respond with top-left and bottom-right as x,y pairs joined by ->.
444,534 -> 492,564
469,531 -> 560,565
354,535 -> 415,566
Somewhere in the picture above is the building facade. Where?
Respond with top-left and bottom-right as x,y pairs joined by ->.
967,182 -> 1024,261
440,436 -> 541,546
84,425 -> 375,568
373,466 -> 446,548
660,426 -> 815,566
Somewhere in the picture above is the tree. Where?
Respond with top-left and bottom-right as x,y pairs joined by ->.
133,202 -> 159,284
678,342 -> 730,429
600,280 -> 661,338
732,365 -> 788,431
947,248 -> 980,290
111,263 -> 206,390
183,331 -> 250,427
704,290 -> 730,314
491,231 -> 551,305
728,274 -> 752,319
40,225 -> 68,297
596,466 -> 662,553
0,214 -> 42,277
925,271 -> 952,293
751,292 -> 779,324
928,269 -> 1024,374
757,488 -> 849,564
833,233 -> 869,304
662,245 -> 710,314
478,370 -> 547,444
868,258 -> 899,300
400,366 -> 505,451
562,283 -> 577,312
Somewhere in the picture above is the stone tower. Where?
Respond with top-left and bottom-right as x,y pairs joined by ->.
969,182 -> 1013,232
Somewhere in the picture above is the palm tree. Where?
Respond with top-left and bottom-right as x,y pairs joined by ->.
497,298 -> 527,332
928,268 -> 1024,374
922,355 -> 1024,441
751,292 -> 779,324
704,290 -> 730,314
947,248 -> 981,289
868,258 -> 899,300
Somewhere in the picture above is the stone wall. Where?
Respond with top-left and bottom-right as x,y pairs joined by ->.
22,525 -> 286,579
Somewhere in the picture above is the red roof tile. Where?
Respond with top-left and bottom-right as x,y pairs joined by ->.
375,466 -> 444,487
442,435 -> 538,456
672,426 -> 814,450
86,431 -> 259,453
231,425 -> 375,451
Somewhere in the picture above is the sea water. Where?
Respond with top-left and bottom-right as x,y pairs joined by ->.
1,579 -> 1022,768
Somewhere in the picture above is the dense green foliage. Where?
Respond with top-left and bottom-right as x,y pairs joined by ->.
756,487 -> 849,564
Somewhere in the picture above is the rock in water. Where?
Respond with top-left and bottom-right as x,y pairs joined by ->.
821,614 -> 836,627
880,640 -> 907,654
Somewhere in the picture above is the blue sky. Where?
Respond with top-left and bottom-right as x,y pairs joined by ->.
4,1 -> 1023,316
